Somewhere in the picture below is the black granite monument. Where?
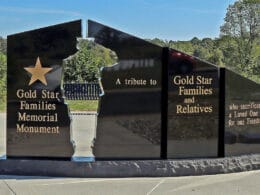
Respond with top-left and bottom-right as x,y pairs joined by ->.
167,49 -> 219,158
224,69 -> 260,156
5,19 -> 260,160
90,21 -> 259,159
89,20 -> 163,159
7,20 -> 81,158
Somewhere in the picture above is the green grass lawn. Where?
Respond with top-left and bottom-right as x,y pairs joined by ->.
0,100 -> 98,112
66,100 -> 98,111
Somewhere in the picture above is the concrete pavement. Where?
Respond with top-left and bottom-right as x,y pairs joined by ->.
0,170 -> 259,195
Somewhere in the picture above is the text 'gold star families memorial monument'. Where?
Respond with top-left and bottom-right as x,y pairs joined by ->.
7,20 -> 81,159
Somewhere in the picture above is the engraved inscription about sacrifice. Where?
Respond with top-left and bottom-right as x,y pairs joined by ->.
228,102 -> 260,127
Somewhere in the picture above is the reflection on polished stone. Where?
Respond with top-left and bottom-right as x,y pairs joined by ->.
89,20 -> 162,159
167,49 -> 219,158
7,20 -> 81,159
225,69 -> 260,156
5,19 -> 259,160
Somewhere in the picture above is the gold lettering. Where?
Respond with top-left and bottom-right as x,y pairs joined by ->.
19,101 -> 56,110
196,76 -> 213,85
124,78 -> 147,86
176,104 -> 213,114
16,124 -> 60,134
42,90 -> 59,99
17,112 -> 58,122
178,86 -> 213,96
173,76 -> 194,85
16,89 -> 37,99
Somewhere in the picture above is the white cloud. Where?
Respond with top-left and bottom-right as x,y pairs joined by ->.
0,6 -> 83,17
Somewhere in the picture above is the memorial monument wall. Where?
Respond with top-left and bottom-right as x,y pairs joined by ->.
2,20 -> 259,160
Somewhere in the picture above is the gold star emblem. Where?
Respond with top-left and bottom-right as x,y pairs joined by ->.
24,57 -> 53,86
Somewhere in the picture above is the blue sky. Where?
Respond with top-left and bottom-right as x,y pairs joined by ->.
0,0 -> 236,40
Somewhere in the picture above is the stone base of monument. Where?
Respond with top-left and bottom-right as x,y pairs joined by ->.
0,154 -> 259,178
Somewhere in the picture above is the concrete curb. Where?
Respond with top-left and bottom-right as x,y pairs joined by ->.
0,154 -> 259,178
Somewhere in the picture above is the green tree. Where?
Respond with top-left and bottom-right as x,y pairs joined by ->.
148,38 -> 169,47
0,52 -> 6,102
150,37 -> 224,65
172,41 -> 195,55
208,48 -> 224,66
193,46 -> 211,59
190,37 -> 200,45
0,37 -> 6,54
63,39 -> 117,82
201,38 -> 214,50
220,0 -> 260,77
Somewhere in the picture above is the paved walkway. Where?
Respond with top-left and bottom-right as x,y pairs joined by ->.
0,170 -> 259,195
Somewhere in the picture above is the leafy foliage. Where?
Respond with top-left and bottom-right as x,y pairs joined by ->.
0,52 -> 6,103
0,37 -> 6,54
148,37 -> 225,66
220,0 -> 260,81
147,0 -> 259,82
63,39 -> 117,82
0,0 -> 259,95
